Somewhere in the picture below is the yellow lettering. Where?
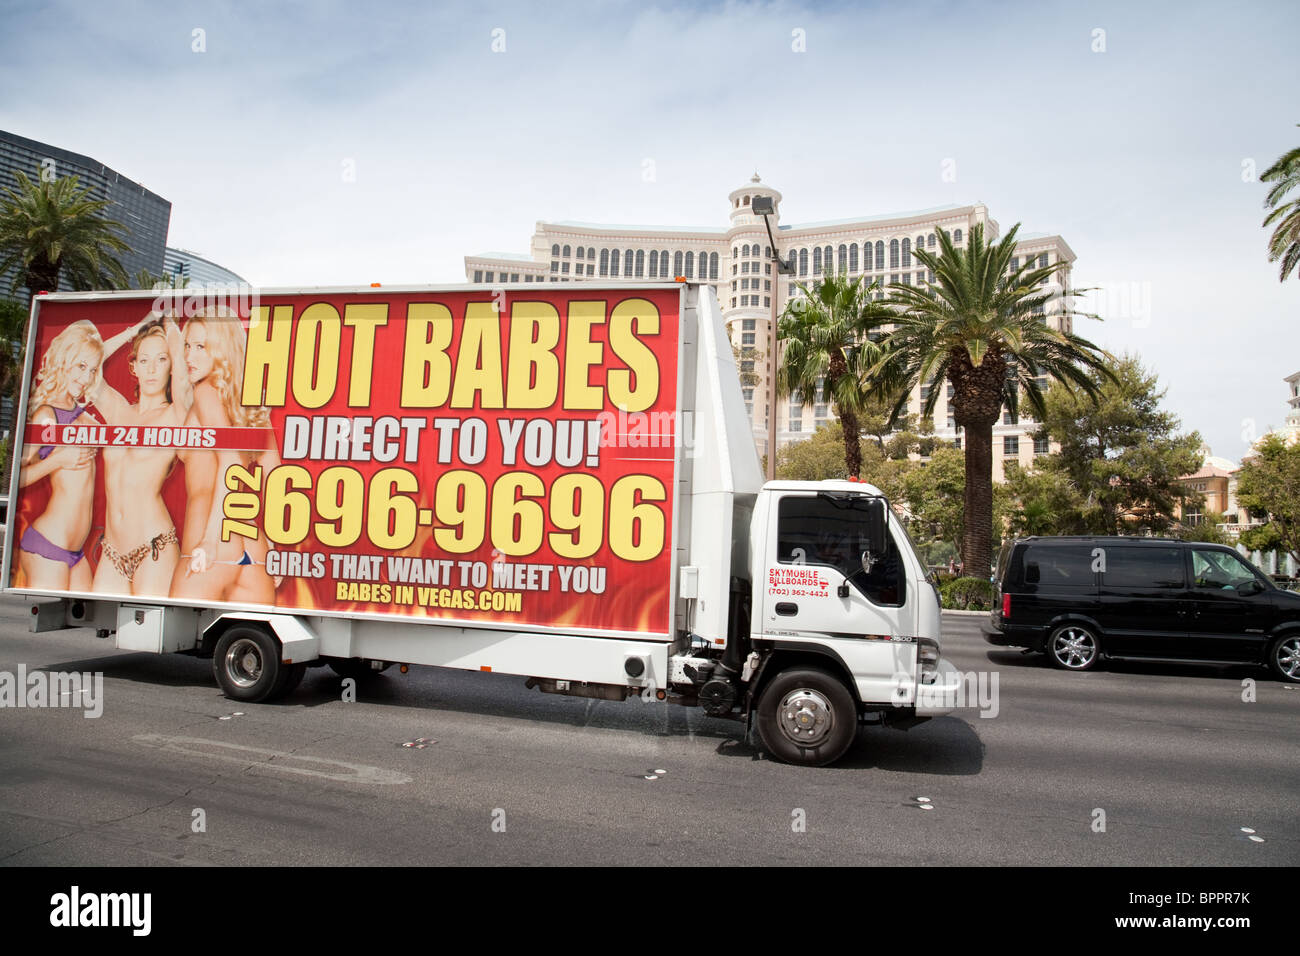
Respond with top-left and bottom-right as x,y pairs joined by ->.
243,305 -> 294,407
292,303 -> 341,409
401,303 -> 454,407
343,303 -> 388,405
505,302 -> 560,409
607,298 -> 660,412
451,302 -> 505,409
564,301 -> 605,410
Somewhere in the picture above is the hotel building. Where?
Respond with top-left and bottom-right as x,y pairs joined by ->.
464,175 -> 1076,481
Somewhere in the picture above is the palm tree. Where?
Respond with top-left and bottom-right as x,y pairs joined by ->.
778,271 -> 895,477
875,222 -> 1112,577
0,170 -> 131,309
1261,130 -> 1300,283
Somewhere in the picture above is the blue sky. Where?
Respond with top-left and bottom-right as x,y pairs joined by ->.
2,0 -> 1297,460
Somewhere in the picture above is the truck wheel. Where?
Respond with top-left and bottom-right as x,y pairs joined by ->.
1047,623 -> 1100,671
755,668 -> 858,767
1267,633 -> 1300,683
213,627 -> 286,702
328,659 -> 392,681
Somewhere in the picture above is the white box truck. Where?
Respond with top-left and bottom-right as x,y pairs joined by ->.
4,281 -> 959,765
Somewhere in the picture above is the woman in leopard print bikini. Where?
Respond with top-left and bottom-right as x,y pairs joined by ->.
88,316 -> 190,598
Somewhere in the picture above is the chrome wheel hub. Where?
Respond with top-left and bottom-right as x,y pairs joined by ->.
1053,628 -> 1096,668
779,689 -> 835,746
1278,638 -> 1300,680
225,638 -> 264,688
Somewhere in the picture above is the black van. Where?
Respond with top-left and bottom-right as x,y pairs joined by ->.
983,536 -> 1300,682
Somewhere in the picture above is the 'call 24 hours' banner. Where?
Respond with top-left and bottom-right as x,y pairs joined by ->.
10,288 -> 680,637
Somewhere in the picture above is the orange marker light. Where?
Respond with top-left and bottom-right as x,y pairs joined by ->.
479,665 -> 492,672
370,282 -> 382,288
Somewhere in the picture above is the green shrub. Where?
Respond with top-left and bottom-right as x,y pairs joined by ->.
940,576 -> 994,611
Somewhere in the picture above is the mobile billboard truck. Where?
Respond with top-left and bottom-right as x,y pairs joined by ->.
4,282 -> 959,765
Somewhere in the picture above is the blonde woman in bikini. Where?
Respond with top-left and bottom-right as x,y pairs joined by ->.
88,316 -> 190,597
169,307 -> 278,606
15,320 -> 104,591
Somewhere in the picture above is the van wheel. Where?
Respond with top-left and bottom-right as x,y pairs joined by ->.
1267,633 -> 1300,683
213,627 -> 286,702
755,668 -> 858,766
1047,624 -> 1100,671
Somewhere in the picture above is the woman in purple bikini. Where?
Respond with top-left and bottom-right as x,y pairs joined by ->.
15,320 -> 104,591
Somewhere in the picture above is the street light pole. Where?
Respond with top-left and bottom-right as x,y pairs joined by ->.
751,196 -> 793,481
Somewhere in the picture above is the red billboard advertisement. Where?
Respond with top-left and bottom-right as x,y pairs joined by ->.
7,286 -> 681,637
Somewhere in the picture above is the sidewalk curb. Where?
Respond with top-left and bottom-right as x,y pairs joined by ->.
941,608 -> 991,617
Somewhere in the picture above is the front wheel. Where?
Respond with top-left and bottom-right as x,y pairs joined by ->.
1047,623 -> 1101,671
1267,633 -> 1300,683
755,668 -> 858,766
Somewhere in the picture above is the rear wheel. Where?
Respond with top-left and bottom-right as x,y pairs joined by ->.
1047,623 -> 1101,671
1267,633 -> 1300,683
213,627 -> 290,702
755,667 -> 858,766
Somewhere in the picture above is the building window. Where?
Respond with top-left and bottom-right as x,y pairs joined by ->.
789,421 -> 802,433
1038,253 -> 1048,268
561,262 -> 570,274
863,242 -> 873,271
954,228 -> 963,243
1034,436 -> 1049,455
600,249 -> 610,276
551,244 -> 560,256
814,404 -> 826,417
849,243 -> 858,272
473,270 -> 483,282
550,262 -> 558,273
838,243 -> 847,272
649,250 -> 658,275
902,238 -> 911,268
1003,410 -> 1018,425
635,249 -> 645,277
624,250 -> 634,275
812,247 -> 822,275
799,248 -> 808,276
660,250 -> 670,278
586,265 -> 593,276
1003,436 -> 1019,456
674,251 -> 684,276
562,245 -> 571,258
928,233 -> 936,248
742,332 -> 755,345
890,239 -> 899,269
709,252 -> 719,279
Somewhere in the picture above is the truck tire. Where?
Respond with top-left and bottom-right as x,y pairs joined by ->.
755,667 -> 858,766
213,626 -> 289,703
1267,632 -> 1300,683
328,659 -> 392,681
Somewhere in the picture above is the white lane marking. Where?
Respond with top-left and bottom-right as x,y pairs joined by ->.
132,734 -> 411,785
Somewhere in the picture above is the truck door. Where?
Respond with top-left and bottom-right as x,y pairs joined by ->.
759,491 -> 914,702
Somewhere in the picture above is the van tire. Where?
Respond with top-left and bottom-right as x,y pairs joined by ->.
1047,623 -> 1101,672
1267,633 -> 1300,683
213,626 -> 286,702
755,668 -> 858,766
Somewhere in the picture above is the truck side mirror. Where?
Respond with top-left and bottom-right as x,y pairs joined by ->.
861,498 -> 886,556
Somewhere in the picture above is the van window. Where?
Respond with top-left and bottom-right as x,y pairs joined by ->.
1021,545 -> 1095,588
1101,547 -> 1185,589
1191,549 -> 1262,590
777,496 -> 903,606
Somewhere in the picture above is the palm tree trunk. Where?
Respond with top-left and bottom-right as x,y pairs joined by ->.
840,406 -> 861,478
963,420 -> 994,577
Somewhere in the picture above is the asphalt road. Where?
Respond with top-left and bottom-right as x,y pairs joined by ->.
0,596 -> 1296,866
